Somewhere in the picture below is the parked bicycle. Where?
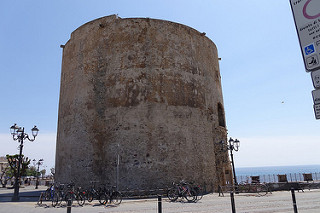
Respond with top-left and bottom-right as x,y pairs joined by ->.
237,182 -> 269,196
167,181 -> 197,202
190,182 -> 204,201
55,182 -> 85,206
74,186 -> 86,206
37,183 -> 59,207
85,182 -> 106,205
104,186 -> 122,205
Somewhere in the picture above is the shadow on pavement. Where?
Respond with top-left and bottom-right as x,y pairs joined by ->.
0,190 -> 44,202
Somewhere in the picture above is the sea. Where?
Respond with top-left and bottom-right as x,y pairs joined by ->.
236,165 -> 320,176
235,165 -> 320,183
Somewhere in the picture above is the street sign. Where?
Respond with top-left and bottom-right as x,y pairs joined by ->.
312,89 -> 320,104
290,0 -> 320,71
314,104 -> 320,119
311,69 -> 320,88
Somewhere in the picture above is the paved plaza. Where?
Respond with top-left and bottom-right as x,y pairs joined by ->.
0,186 -> 320,213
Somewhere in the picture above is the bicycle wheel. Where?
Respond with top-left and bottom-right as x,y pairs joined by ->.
111,191 -> 122,205
65,192 -> 74,205
257,184 -> 268,196
57,192 -> 63,206
37,192 -> 44,205
77,194 -> 85,206
99,193 -> 108,205
236,183 -> 247,193
184,188 -> 196,202
167,188 -> 179,201
87,192 -> 94,202
52,192 -> 59,207
194,186 -> 203,201
44,189 -> 51,201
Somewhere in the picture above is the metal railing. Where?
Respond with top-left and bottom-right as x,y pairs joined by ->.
237,172 -> 320,183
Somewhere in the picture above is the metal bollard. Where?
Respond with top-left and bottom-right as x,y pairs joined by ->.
158,195 -> 162,213
67,199 -> 72,213
291,188 -> 298,213
230,191 -> 236,213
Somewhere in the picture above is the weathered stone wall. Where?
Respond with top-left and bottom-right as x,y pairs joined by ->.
55,15 -> 229,191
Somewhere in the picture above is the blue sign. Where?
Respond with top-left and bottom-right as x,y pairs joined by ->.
305,44 -> 315,55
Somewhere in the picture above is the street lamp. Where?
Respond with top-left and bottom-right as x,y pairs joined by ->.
218,137 -> 240,188
33,159 -> 43,189
227,138 -> 240,188
10,124 -> 39,201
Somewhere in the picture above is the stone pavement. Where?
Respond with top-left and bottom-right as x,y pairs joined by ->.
0,186 -> 320,213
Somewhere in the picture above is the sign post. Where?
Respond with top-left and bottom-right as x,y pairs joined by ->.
290,0 -> 320,72
290,0 -> 320,119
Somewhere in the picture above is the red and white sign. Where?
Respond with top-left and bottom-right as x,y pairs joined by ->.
290,0 -> 320,71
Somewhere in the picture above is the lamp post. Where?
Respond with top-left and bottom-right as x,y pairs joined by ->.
227,138 -> 240,188
218,137 -> 240,188
10,124 -> 39,201
33,159 -> 43,189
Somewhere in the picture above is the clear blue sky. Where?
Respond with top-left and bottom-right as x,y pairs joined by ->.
0,0 -> 319,172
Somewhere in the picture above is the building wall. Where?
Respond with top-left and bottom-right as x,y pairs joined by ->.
55,15 -> 229,191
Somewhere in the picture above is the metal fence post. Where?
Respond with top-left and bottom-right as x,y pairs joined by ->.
230,191 -> 236,213
158,195 -> 162,213
291,188 -> 298,213
67,199 -> 72,213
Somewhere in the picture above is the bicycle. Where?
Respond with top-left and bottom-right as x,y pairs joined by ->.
237,182 -> 268,196
37,183 -> 59,207
167,181 -> 197,202
86,182 -> 107,205
191,183 -> 204,201
55,182 -> 85,206
74,186 -> 86,206
103,186 -> 122,205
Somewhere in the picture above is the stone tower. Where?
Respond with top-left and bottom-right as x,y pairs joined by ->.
55,15 -> 231,191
